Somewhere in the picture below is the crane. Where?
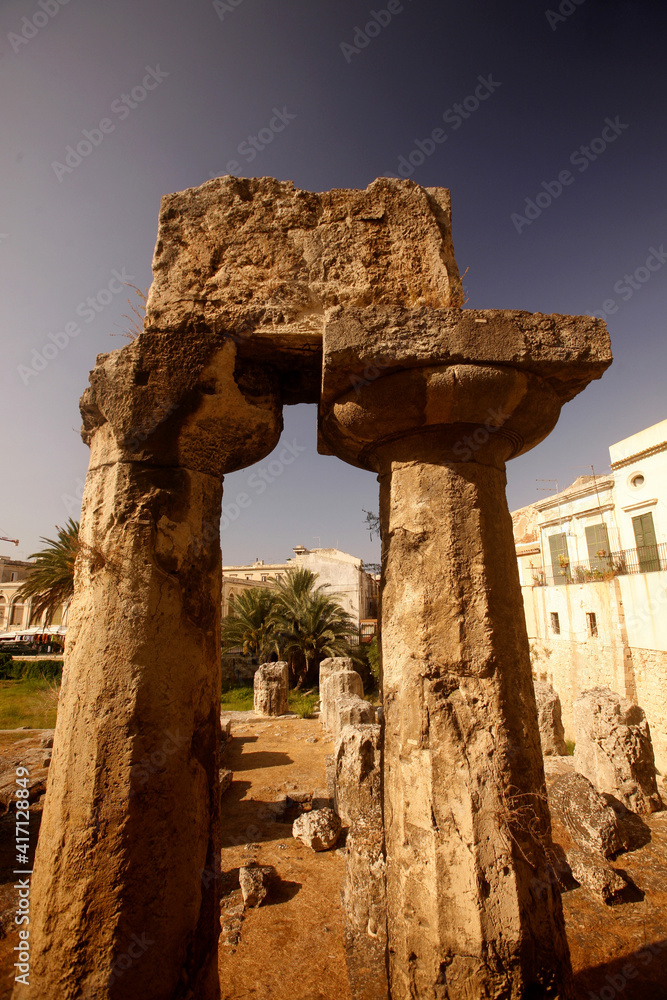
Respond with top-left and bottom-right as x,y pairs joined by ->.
0,537 -> 19,546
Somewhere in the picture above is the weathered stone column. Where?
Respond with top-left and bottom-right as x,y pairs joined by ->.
320,306 -> 612,999
17,338 -> 283,1000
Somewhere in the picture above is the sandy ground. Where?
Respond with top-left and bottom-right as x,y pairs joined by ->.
0,719 -> 665,998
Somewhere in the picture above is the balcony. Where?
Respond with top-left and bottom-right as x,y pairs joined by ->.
531,542 -> 667,586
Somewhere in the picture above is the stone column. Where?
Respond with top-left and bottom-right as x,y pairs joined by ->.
320,307 -> 612,1000
17,340 -> 282,1000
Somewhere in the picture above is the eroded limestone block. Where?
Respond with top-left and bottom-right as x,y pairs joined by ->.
534,680 -> 568,756
332,695 -> 376,743
565,846 -> 628,905
319,657 -> 355,733
334,723 -> 383,828
239,864 -> 273,908
253,661 -> 289,717
292,807 -> 341,852
320,666 -> 364,735
574,688 -> 662,814
334,724 -> 388,1000
548,771 -> 626,858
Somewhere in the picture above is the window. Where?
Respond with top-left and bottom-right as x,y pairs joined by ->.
632,511 -> 659,573
9,572 -> 18,582
550,612 -> 560,635
586,612 -> 598,637
261,575 -> 267,582
630,473 -> 645,489
548,533 -> 570,583
585,523 -> 610,572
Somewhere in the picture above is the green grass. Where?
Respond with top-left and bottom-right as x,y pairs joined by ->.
220,685 -> 254,712
289,688 -> 319,719
0,678 -> 59,730
565,739 -> 575,756
220,683 -> 320,718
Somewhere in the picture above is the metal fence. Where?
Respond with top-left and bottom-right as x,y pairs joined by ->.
531,542 -> 667,587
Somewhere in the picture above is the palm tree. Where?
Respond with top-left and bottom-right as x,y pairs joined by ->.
272,568 -> 358,687
220,587 -> 279,661
17,519 -> 79,623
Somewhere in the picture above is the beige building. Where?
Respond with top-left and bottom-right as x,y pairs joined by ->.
0,557 -> 69,634
222,544 -> 379,624
513,417 -> 667,772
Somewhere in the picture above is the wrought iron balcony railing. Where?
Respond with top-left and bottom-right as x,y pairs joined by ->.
530,542 -> 667,587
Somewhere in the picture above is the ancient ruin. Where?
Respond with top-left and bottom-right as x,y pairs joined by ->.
16,176 -> 611,1000
253,660 -> 289,716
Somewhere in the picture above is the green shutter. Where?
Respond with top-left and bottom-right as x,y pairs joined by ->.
632,513 -> 659,572
585,523 -> 611,573
548,532 -> 569,583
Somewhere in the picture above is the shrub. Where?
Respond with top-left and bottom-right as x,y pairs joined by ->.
0,658 -> 63,681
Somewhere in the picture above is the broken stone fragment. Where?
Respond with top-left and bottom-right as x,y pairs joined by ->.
548,770 -> 626,858
238,865 -> 273,908
219,768 -> 232,799
565,846 -> 628,905
533,679 -> 568,756
292,807 -> 341,852
574,688 -> 663,814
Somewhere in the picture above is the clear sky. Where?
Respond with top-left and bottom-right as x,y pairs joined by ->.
1,0 -> 666,567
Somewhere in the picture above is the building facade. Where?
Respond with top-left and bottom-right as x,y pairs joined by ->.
222,544 -> 379,624
0,557 -> 70,634
512,418 -> 667,772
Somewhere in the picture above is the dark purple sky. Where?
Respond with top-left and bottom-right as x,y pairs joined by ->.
1,0 -> 666,565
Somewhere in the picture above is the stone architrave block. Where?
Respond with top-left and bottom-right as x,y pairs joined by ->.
334,724 -> 388,1000
534,680 -> 568,756
548,771 -> 626,858
574,688 -> 663,814
253,661 -> 289,717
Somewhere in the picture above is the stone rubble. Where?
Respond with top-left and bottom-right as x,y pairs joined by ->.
574,687 -> 663,814
238,864 -> 273,908
548,770 -> 627,858
292,807 -> 341,852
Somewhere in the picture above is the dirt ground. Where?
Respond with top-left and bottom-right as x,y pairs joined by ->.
0,719 -> 665,999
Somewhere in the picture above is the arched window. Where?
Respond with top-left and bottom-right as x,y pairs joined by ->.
0,596 -> 6,628
10,602 -> 25,627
